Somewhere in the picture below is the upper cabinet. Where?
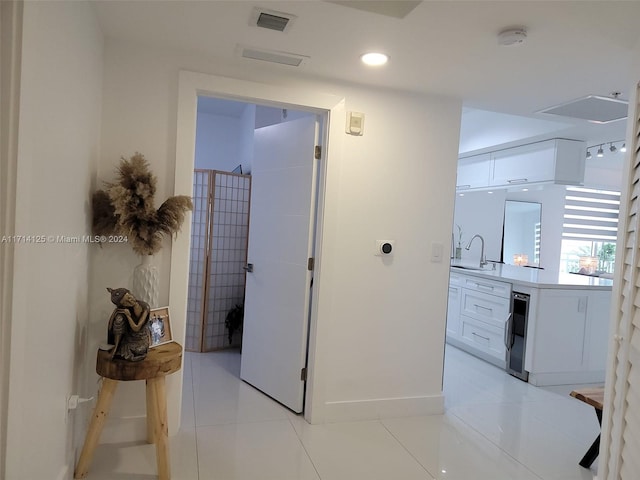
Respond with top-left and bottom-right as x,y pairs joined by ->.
456,153 -> 491,190
457,138 -> 585,191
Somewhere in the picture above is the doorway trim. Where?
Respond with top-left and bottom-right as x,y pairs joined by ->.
172,70 -> 345,423
0,0 -> 23,469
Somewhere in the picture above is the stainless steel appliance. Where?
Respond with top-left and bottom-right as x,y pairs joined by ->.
506,292 -> 530,381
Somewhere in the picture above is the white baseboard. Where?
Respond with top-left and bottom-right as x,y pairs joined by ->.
56,464 -> 71,480
322,394 -> 444,423
528,370 -> 606,386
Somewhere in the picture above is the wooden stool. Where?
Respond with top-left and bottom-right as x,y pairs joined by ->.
74,342 -> 182,479
570,387 -> 605,469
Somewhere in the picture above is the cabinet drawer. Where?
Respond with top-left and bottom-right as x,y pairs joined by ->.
461,289 -> 510,329
462,276 -> 511,299
460,315 -> 506,359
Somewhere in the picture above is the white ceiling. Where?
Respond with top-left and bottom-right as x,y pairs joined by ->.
92,0 -> 640,154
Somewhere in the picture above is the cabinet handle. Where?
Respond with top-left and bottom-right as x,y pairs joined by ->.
475,283 -> 495,291
456,184 -> 471,190
472,332 -> 490,341
507,178 -> 528,184
504,313 -> 513,349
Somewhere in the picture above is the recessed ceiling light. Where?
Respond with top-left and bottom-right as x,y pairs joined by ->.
361,52 -> 388,66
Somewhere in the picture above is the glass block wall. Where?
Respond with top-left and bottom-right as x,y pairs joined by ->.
186,170 -> 251,352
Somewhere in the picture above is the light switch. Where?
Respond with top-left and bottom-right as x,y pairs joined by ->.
431,242 -> 443,263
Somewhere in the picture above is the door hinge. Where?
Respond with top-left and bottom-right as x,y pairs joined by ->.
314,145 -> 322,160
300,367 -> 307,381
307,257 -> 315,271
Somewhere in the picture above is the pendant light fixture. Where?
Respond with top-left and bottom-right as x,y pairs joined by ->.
597,145 -> 604,157
586,149 -> 592,160
609,143 -> 617,153
621,143 -> 627,153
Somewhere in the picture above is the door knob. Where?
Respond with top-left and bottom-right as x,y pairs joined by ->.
243,263 -> 254,273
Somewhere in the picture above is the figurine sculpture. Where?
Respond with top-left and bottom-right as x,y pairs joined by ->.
106,287 -> 150,361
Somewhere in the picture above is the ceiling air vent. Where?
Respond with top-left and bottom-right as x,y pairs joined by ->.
239,45 -> 308,67
538,95 -> 628,124
250,7 -> 296,32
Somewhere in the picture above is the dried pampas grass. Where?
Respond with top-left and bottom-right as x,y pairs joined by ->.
92,153 -> 193,255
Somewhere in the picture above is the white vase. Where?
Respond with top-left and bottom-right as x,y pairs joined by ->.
132,255 -> 159,307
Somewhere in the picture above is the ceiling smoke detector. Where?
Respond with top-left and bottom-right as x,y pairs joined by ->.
498,28 -> 527,46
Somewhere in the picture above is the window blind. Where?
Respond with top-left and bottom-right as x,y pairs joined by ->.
562,186 -> 620,242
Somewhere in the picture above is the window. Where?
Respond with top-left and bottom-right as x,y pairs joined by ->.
559,186 -> 620,274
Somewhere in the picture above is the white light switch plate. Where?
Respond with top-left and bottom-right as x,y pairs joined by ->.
431,242 -> 443,262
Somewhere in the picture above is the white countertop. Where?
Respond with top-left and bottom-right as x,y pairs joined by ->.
450,261 -> 614,290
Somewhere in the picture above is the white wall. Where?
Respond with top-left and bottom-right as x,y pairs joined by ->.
239,104 -> 255,174
194,111 -> 244,171
92,37 -> 461,434
4,2 -> 102,479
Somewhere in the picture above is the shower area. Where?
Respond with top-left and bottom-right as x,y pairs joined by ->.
186,169 -> 251,352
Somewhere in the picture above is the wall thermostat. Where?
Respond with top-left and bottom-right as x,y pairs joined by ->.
375,240 -> 395,256
346,111 -> 364,136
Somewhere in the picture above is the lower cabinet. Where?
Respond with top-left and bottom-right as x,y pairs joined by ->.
525,288 -> 611,386
446,273 -> 511,368
446,273 -> 462,337
460,315 -> 505,360
446,270 -> 613,385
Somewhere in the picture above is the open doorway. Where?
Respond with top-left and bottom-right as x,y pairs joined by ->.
184,95 -> 322,414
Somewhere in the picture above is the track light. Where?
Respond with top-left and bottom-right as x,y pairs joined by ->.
586,140 -> 626,158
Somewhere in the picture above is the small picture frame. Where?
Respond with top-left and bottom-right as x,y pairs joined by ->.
148,306 -> 172,347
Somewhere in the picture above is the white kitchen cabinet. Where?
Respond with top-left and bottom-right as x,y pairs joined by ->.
528,290 -> 587,373
456,153 -> 491,190
455,138 -> 586,191
460,315 -> 505,360
446,271 -> 511,367
447,265 -> 612,385
446,273 -> 462,337
490,138 -> 585,187
525,288 -> 611,386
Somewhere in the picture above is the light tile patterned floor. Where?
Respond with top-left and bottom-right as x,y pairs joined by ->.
88,345 -> 600,479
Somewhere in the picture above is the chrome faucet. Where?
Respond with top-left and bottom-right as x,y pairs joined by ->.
465,234 -> 487,268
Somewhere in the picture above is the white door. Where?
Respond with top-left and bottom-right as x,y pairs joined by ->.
240,115 -> 319,413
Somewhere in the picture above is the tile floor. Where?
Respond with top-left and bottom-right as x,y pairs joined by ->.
88,345 -> 601,479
